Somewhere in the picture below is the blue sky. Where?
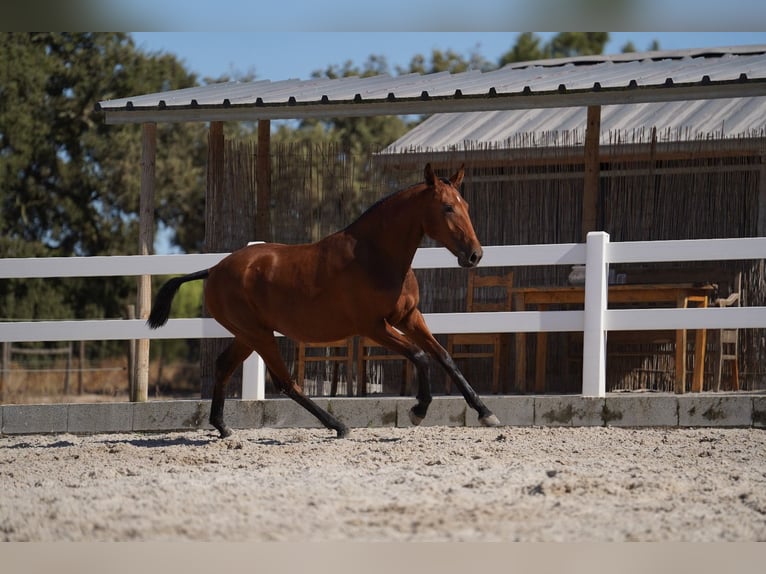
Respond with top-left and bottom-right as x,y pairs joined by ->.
130,32 -> 766,84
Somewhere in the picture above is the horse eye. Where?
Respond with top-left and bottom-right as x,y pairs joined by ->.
443,204 -> 455,214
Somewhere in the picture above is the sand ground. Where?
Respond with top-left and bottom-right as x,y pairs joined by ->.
1,425 -> 764,541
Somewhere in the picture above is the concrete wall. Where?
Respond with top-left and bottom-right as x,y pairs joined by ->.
1,394 -> 764,435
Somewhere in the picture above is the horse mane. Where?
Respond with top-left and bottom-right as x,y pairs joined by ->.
343,179 -> 428,230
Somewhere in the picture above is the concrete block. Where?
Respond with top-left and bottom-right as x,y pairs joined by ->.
68,403 -> 134,433
396,396 -> 466,428
604,394 -> 678,427
534,395 -> 605,427
466,396 -> 535,427
133,400 -> 212,432
678,394 -> 753,427
326,397 -> 398,428
262,397 -> 329,429
2,403 -> 68,434
753,396 -> 766,428
225,400 -> 264,429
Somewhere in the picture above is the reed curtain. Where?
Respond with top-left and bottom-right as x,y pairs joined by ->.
209,131 -> 765,395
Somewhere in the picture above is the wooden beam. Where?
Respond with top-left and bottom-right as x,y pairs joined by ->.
759,149 -> 766,237
371,140 -> 766,172
133,122 -> 156,402
0,342 -> 9,402
204,122 -> 225,250
201,121 -> 226,399
256,119 -> 272,241
582,105 -> 601,241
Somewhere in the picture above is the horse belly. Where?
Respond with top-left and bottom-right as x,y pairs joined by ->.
266,289 -> 362,343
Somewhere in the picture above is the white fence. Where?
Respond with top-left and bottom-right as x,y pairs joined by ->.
2,233 -> 765,399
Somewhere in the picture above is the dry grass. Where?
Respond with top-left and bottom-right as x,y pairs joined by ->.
0,359 -> 200,404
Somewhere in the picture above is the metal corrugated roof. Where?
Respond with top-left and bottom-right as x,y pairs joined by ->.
383,96 -> 766,151
97,45 -> 766,125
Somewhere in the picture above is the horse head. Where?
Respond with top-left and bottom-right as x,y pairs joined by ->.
422,163 -> 483,268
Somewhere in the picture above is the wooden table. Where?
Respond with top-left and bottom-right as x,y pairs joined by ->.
512,283 -> 716,394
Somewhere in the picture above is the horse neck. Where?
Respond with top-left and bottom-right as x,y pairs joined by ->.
345,185 -> 426,270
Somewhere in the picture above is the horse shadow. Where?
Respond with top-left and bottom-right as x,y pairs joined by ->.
100,435 -> 214,448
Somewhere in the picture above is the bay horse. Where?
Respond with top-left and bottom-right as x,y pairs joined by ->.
147,163 -> 500,438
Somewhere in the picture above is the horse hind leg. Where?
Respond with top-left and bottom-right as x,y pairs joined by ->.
210,339 -> 252,438
247,332 -> 349,438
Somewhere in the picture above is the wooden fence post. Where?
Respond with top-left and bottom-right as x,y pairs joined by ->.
0,341 -> 9,403
78,341 -> 85,395
63,342 -> 72,395
126,304 -> 136,397
133,122 -> 156,402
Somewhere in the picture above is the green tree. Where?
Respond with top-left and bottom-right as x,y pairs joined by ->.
548,32 -> 609,58
499,32 -> 611,66
621,41 -> 637,53
0,33 -> 207,326
498,32 -> 547,66
399,47 -> 492,75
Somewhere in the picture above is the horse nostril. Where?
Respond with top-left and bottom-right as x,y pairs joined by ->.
469,250 -> 482,266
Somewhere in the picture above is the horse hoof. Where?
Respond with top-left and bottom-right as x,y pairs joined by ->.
409,408 -> 425,426
218,426 -> 233,438
336,425 -> 350,439
480,414 -> 501,427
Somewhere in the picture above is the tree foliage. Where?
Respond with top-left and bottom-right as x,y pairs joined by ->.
499,32 -> 610,66
0,33 -> 206,326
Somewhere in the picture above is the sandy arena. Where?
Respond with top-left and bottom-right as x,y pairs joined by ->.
1,425 -> 764,542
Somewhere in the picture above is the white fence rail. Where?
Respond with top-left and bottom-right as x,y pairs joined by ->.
2,233 -> 765,399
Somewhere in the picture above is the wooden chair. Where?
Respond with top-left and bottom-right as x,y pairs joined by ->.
356,336 -> 413,396
446,270 -> 514,394
712,272 -> 741,391
296,338 -> 356,396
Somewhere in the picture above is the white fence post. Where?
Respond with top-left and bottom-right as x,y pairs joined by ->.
582,231 -> 609,397
241,353 -> 265,400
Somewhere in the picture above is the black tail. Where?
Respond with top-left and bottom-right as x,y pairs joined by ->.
146,269 -> 210,329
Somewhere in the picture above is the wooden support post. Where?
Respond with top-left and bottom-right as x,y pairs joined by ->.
759,150 -> 766,237
126,304 -> 136,396
201,121 -> 226,399
256,119 -> 272,242
133,122 -> 156,403
78,341 -> 85,395
0,341 -> 9,403
582,105 -> 602,241
63,343 -> 72,395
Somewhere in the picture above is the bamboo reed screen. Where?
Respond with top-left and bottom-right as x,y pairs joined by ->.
217,131 -> 765,395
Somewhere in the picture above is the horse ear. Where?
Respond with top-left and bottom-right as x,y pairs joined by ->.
424,163 -> 436,185
450,164 -> 465,188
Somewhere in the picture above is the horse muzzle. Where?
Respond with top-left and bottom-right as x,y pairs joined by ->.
458,246 -> 483,268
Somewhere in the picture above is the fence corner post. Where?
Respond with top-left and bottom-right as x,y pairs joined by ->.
582,231 -> 609,397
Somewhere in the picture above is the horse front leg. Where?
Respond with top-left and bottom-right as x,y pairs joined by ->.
397,310 -> 500,427
365,322 -> 432,426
